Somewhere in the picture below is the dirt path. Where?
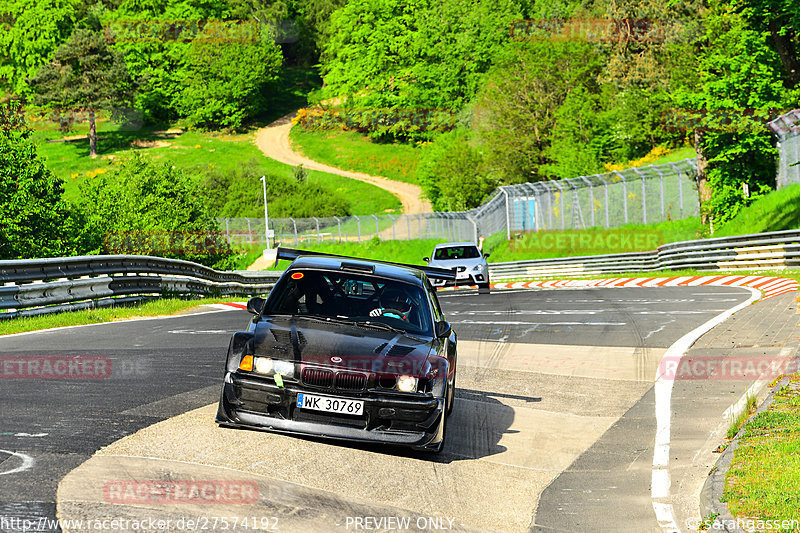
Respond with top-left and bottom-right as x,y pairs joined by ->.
254,111 -> 431,215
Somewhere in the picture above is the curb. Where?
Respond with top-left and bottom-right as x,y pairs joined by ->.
490,275 -> 798,300
699,362 -> 798,532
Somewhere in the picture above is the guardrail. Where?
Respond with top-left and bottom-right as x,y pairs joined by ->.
4,229 -> 800,318
488,229 -> 800,281
0,255 -> 281,319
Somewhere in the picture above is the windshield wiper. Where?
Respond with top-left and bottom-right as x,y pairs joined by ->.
353,320 -> 411,335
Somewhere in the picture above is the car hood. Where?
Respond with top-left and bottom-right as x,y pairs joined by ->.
429,257 -> 486,268
251,316 -> 435,377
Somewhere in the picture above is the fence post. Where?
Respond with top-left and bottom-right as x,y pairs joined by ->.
583,176 -> 595,228
670,163 -> 684,219
597,175 -> 610,228
356,215 -> 361,242
406,215 -> 411,240
466,214 -> 478,244
388,215 -> 395,240
552,181 -> 565,230
614,171 -> 628,224
225,218 -> 231,244
245,218 -> 252,244
313,217 -> 320,243
501,187 -> 511,239
633,168 -> 647,225
656,167 -> 665,221
372,214 -> 379,237
290,218 -> 298,245
333,217 -> 341,242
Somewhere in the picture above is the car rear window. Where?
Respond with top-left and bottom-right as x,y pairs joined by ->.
433,246 -> 480,260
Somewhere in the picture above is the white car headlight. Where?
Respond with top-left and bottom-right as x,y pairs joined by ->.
397,375 -> 418,393
472,264 -> 483,271
254,357 -> 273,375
273,360 -> 295,378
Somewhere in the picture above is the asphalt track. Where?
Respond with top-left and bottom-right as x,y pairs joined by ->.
0,286 -> 761,532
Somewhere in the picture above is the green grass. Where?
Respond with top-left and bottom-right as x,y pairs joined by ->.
0,297 -> 242,336
648,145 -> 696,166
724,374 -> 800,529
31,116 -> 401,215
289,128 -> 421,183
727,393 -> 759,439
716,184 -> 800,237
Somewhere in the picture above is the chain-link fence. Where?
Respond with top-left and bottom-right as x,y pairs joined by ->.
769,109 -> 800,189
218,158 -> 699,245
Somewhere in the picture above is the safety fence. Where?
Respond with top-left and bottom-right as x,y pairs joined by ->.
769,109 -> 800,189
220,158 -> 700,245
0,255 -> 280,319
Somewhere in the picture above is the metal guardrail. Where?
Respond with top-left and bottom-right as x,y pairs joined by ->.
4,229 -> 800,318
488,229 -> 800,281
0,255 -> 281,319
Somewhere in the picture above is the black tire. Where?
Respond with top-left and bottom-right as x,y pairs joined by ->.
477,281 -> 490,294
446,372 -> 456,416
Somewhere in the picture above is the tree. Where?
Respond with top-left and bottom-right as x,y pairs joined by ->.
77,153 -> 231,266
29,28 -> 134,157
0,102 -> 74,259
178,24 -> 282,129
0,0 -> 78,96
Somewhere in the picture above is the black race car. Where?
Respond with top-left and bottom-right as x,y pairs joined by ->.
215,248 -> 458,452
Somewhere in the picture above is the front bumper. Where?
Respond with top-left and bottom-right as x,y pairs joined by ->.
216,373 -> 445,448
431,273 -> 487,287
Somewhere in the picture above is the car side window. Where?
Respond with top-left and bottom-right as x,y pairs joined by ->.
427,285 -> 444,323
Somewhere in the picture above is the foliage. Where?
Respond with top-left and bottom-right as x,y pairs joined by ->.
416,130 -> 498,210
29,28 -> 134,156
319,0 -> 523,139
677,2 -> 797,224
0,102 -> 77,259
76,152 -> 231,265
178,26 -> 282,129
0,0 -> 79,96
201,158 -> 351,219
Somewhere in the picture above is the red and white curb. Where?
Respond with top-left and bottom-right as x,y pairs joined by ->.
204,302 -> 248,310
490,275 -> 799,300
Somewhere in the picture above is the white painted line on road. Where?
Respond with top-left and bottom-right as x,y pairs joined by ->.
0,308 -> 237,339
450,320 -> 627,326
651,287 -> 760,533
0,450 -> 34,476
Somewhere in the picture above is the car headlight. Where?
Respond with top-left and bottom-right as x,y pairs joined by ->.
472,264 -> 484,271
253,357 -> 295,378
397,375 -> 418,392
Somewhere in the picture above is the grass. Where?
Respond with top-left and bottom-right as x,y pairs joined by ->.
724,374 -> 800,529
30,112 -> 401,216
0,297 -> 243,336
289,128 -> 421,183
716,184 -> 800,237
727,393 -> 759,439
648,145 -> 696,166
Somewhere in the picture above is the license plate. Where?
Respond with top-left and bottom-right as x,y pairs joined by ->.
296,393 -> 364,415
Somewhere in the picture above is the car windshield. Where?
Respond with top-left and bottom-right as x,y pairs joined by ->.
433,245 -> 481,260
264,270 -> 433,336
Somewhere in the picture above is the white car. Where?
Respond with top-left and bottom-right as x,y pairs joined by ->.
424,242 -> 490,290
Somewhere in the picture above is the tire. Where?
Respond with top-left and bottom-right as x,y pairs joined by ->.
446,372 -> 456,416
477,281 -> 490,294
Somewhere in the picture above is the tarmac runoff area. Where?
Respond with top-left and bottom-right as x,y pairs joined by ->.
53,286 -> 800,533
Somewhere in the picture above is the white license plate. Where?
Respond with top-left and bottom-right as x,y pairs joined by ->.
296,393 -> 364,416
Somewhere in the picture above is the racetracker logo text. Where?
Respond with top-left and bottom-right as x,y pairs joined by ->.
103,481 -> 259,505
1,356 -> 112,380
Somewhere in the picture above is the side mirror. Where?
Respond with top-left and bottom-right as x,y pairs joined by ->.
246,297 -> 266,315
422,257 -> 429,263
483,253 -> 491,258
435,320 -> 452,338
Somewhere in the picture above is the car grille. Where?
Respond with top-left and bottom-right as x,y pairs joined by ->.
452,266 -> 467,272
335,372 -> 367,391
301,367 -> 367,392
301,367 -> 334,388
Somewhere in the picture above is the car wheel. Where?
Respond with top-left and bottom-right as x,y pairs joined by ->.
477,281 -> 490,294
446,372 -> 456,416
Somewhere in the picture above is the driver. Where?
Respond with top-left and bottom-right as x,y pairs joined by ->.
369,287 -> 413,321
